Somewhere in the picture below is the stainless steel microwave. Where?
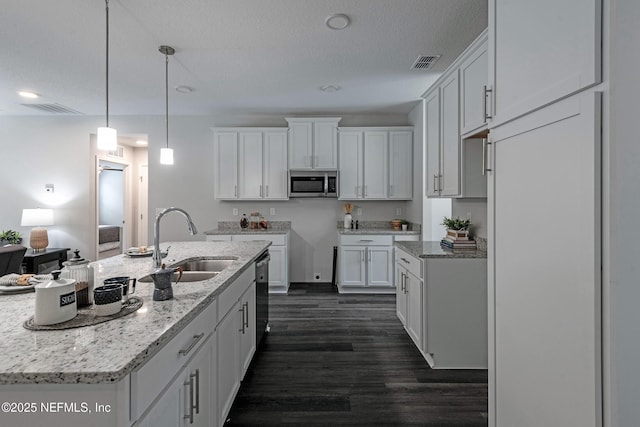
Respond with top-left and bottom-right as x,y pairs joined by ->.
288,171 -> 338,198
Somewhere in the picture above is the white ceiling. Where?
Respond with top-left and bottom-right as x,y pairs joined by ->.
0,0 -> 487,117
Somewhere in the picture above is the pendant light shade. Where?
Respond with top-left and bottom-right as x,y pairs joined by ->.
159,45 -> 175,165
97,0 -> 117,151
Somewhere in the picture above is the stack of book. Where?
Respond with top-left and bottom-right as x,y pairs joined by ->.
440,232 -> 477,250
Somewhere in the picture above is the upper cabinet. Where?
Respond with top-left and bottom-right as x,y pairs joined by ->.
286,117 -> 341,170
213,128 -> 288,200
423,30 -> 487,199
488,0 -> 602,126
338,127 -> 413,200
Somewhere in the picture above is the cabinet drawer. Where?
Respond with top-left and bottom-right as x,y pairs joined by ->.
130,301 -> 217,421
217,266 -> 255,324
232,234 -> 286,246
340,235 -> 393,246
205,234 -> 232,242
394,235 -> 420,242
396,248 -> 422,279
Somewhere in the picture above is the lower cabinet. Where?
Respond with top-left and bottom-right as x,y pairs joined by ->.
396,260 -> 423,349
339,235 -> 394,293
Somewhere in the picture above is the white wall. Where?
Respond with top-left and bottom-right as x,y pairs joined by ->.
406,100 -> 424,225
451,198 -> 487,238
0,112 -> 410,281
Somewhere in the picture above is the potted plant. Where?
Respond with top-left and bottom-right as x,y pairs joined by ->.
0,230 -> 22,245
441,217 -> 471,239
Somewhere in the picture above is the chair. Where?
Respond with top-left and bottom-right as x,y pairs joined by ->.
0,245 -> 27,276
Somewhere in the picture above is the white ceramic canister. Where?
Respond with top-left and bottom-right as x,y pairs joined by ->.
344,213 -> 352,229
34,271 -> 78,325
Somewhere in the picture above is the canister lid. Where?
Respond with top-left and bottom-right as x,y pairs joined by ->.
36,270 -> 76,289
63,249 -> 89,266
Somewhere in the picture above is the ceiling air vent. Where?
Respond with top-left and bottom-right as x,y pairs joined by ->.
20,103 -> 83,114
411,55 -> 441,70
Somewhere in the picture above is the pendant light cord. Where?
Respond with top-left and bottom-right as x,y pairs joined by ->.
105,0 -> 110,127
165,51 -> 169,149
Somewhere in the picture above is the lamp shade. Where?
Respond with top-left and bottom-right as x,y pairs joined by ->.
97,126 -> 118,151
21,209 -> 54,227
160,147 -> 174,165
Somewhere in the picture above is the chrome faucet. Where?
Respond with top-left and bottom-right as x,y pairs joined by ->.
153,207 -> 198,268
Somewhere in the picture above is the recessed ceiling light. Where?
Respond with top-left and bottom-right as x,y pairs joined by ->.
325,13 -> 350,30
18,91 -> 39,99
136,139 -> 148,146
320,84 -> 341,93
175,85 -> 194,94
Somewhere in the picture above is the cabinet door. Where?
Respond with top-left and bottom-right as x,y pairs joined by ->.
137,366 -> 185,427
339,246 -> 366,287
288,122 -> 313,169
363,131 -> 388,199
338,131 -> 363,199
217,303 -> 240,427
489,0 -> 602,125
213,131 -> 238,199
460,41 -> 488,135
405,270 -> 422,349
267,245 -> 285,288
489,93 -> 601,427
238,131 -> 263,199
395,265 -> 408,326
424,90 -> 441,197
367,246 -> 393,287
388,131 -> 413,199
184,337 -> 213,427
239,282 -> 256,378
440,71 -> 461,197
263,130 -> 288,199
313,120 -> 338,169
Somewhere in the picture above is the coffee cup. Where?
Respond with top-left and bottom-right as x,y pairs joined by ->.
103,276 -> 136,302
93,284 -> 124,316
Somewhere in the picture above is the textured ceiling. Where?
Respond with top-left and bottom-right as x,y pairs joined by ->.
0,0 -> 487,116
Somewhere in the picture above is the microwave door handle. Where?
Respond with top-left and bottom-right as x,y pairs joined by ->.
324,173 -> 328,197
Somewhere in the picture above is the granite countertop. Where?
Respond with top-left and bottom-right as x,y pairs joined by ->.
205,220 -> 291,235
336,220 -> 421,236
395,241 -> 487,259
0,240 -> 270,385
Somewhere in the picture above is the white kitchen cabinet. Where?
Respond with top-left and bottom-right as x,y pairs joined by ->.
460,31 -> 488,137
238,283 -> 257,376
488,0 -> 602,126
286,117 -> 340,170
423,30 -> 489,199
213,128 -> 288,200
488,93 -> 602,427
338,235 -> 394,293
213,131 -> 238,199
396,251 -> 423,350
338,127 -> 413,200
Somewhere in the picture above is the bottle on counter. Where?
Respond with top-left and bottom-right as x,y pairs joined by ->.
240,214 -> 249,229
250,212 -> 260,229
355,220 -> 359,229
343,213 -> 352,229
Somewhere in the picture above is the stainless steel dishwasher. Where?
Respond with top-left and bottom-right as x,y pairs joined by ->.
255,251 -> 270,346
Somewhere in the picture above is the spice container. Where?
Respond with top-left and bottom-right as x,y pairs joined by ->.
60,249 -> 94,307
250,212 -> 260,229
240,214 -> 249,229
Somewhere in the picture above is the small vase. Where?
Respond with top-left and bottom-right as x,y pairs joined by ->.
344,213 -> 352,229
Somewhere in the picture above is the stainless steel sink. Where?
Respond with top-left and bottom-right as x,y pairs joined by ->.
138,257 -> 237,283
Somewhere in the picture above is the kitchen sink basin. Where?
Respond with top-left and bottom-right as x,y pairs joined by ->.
138,257 -> 237,283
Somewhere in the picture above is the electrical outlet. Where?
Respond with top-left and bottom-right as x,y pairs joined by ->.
396,207 -> 402,216
232,208 -> 239,216
313,273 -> 321,281
270,207 -> 276,216
356,208 -> 362,216
466,212 -> 472,220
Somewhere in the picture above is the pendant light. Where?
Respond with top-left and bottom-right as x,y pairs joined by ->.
159,45 -> 175,165
97,0 -> 117,151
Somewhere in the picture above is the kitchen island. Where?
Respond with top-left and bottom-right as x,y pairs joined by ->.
0,240 -> 270,427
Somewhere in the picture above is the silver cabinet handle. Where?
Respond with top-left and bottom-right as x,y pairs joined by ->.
400,257 -> 410,264
234,185 -> 238,197
433,174 -> 438,193
364,185 -> 368,197
359,239 -> 374,242
184,373 -> 195,424
179,333 -> 205,356
482,138 -> 493,175
239,305 -> 246,333
243,301 -> 249,329
194,369 -> 200,415
404,273 -> 408,294
389,184 -> 393,196
484,85 -> 493,120
368,249 -> 371,262
260,185 -> 263,197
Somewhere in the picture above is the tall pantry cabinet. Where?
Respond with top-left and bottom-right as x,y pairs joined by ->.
486,1 -> 603,426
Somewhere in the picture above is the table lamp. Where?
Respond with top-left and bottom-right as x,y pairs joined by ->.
21,208 -> 54,252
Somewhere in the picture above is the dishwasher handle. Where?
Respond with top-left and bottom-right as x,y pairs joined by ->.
256,253 -> 271,268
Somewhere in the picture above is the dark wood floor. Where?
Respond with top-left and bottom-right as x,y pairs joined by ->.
226,283 -> 488,426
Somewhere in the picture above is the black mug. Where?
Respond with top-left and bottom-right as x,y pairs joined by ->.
103,276 -> 136,302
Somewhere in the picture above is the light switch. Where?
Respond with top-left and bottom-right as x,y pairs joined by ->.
232,208 -> 239,216
396,207 -> 402,216
356,208 -> 362,216
270,208 -> 276,216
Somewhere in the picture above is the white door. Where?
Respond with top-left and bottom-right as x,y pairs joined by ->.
405,270 -> 422,349
489,93 -> 601,427
363,131 -> 388,199
367,246 -> 393,287
388,131 -> 413,199
460,41 -> 488,135
440,71 -> 460,197
263,130 -> 288,199
313,120 -> 338,169
137,366 -> 185,427
268,246 -> 285,288
239,283 -> 256,378
288,122 -> 312,169
396,265 -> 408,326
425,90 -> 441,197
217,305 -> 240,426
338,131 -> 362,199
137,164 -> 148,246
238,131 -> 263,199
339,246 -> 366,287
185,337 -> 213,427
489,0 -> 602,124
213,131 -> 238,199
